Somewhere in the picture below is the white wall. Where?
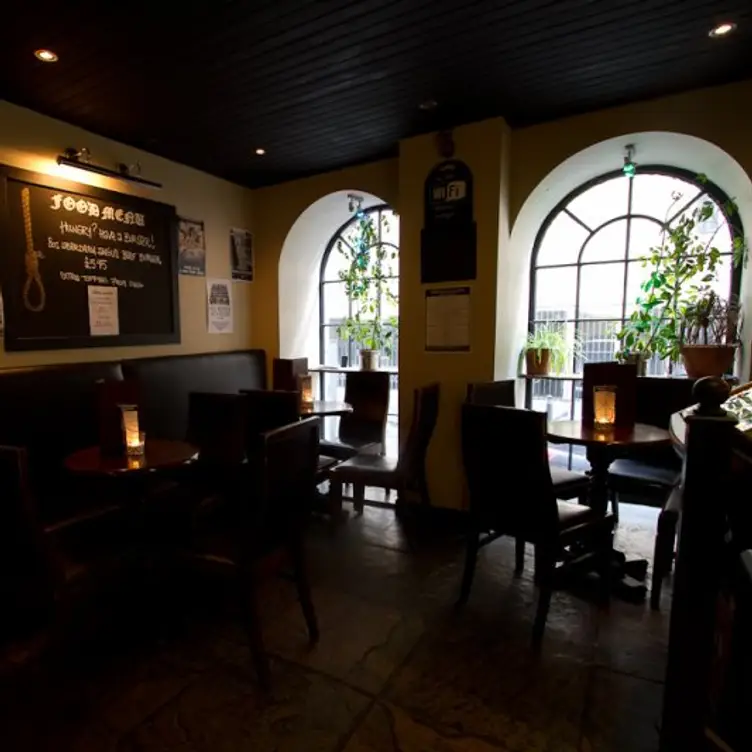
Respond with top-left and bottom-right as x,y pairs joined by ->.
499,131 -> 752,379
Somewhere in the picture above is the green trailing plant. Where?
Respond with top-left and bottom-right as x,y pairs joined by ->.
616,178 -> 747,364
336,211 -> 399,356
523,326 -> 583,374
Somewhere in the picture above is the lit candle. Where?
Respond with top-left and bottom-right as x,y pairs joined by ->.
593,385 -> 617,427
298,374 -> 314,406
120,405 -> 144,455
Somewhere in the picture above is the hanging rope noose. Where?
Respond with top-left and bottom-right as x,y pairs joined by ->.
21,186 -> 46,312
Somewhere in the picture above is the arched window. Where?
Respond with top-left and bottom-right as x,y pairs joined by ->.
528,167 -> 743,460
319,204 -> 400,455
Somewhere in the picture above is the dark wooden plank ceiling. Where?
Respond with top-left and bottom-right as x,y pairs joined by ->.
1,0 -> 750,188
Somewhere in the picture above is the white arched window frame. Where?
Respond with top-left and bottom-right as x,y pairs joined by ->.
528,166 -> 743,465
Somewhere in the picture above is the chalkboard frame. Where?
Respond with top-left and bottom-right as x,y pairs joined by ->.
0,165 -> 181,351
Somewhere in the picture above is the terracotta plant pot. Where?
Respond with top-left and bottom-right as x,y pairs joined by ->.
680,344 -> 736,378
525,348 -> 551,376
360,349 -> 380,371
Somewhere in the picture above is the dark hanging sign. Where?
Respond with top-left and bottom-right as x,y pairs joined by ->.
0,167 -> 180,351
421,159 -> 477,284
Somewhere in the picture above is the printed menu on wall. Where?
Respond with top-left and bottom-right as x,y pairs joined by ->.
0,166 -> 180,351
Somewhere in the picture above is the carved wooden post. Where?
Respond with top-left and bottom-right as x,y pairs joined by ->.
660,377 -> 737,751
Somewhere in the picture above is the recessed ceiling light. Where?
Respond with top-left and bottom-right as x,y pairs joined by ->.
34,49 -> 58,62
709,22 -> 737,38
255,148 -> 266,155
419,99 -> 438,111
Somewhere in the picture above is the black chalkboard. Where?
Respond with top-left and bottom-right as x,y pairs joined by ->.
0,167 -> 180,351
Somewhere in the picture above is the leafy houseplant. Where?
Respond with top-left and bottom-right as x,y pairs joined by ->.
616,180 -> 747,372
336,211 -> 398,371
679,291 -> 742,377
523,327 -> 581,376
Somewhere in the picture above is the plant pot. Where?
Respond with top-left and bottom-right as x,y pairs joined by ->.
525,348 -> 551,376
360,349 -> 380,371
680,344 -> 736,378
623,353 -> 647,376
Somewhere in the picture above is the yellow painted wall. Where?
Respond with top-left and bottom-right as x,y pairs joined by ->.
0,100 -> 254,369
398,119 -> 510,509
251,159 -> 398,383
511,79 -> 752,224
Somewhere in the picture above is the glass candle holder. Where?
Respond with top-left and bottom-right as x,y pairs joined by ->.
298,374 -> 314,406
593,385 -> 617,427
120,405 -> 145,456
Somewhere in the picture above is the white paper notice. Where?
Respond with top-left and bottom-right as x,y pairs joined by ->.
87,285 -> 119,336
207,278 -> 234,334
425,287 -> 470,351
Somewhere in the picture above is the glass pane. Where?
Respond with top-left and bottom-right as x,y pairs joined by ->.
575,319 -> 620,371
628,217 -> 665,259
624,260 -> 652,315
578,264 -> 625,319
321,281 -> 349,325
324,237 -> 354,281
631,173 -> 700,221
374,242 -> 399,279
533,266 -> 578,319
567,177 -> 629,231
380,209 -> 400,248
320,326 -> 349,367
581,219 -> 627,262
381,279 -> 399,321
535,212 -> 588,267
531,378 -> 574,420
669,197 -> 733,255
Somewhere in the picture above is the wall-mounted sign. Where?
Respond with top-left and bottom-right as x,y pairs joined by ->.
230,227 -> 253,282
421,159 -> 477,284
178,217 -> 206,276
207,278 -> 233,334
425,287 -> 471,352
0,166 -> 180,351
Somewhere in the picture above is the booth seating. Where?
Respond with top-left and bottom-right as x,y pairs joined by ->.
0,349 -> 267,528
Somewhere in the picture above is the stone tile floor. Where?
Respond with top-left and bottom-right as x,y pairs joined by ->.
0,503 -> 669,751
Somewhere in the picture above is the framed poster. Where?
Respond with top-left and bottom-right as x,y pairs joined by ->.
230,227 -> 253,282
425,287 -> 471,352
178,217 -> 206,276
0,166 -> 180,351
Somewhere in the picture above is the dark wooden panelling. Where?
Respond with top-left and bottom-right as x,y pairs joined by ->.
0,0 -> 750,187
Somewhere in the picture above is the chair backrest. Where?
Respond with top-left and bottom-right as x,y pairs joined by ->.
186,392 -> 247,467
466,379 -> 516,407
398,383 -> 440,475
461,404 -> 559,540
241,389 -> 300,437
0,446 -> 54,641
249,417 -> 320,542
339,371 -> 391,447
272,357 -> 309,392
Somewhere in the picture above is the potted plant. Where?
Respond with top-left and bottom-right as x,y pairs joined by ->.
679,291 -> 742,377
336,210 -> 398,371
616,180 -> 747,372
522,326 -> 580,376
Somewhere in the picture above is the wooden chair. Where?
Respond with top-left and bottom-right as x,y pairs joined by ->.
328,383 -> 439,513
319,371 -> 390,460
175,415 -> 320,688
458,404 -> 615,643
466,379 -> 516,407
607,377 -> 694,521
240,389 -> 300,436
272,358 -> 308,392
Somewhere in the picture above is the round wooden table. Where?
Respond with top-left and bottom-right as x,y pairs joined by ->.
300,401 -> 352,418
547,420 -> 671,513
65,439 -> 198,476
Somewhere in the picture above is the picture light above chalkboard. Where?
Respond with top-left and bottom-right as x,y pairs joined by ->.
57,147 -> 162,189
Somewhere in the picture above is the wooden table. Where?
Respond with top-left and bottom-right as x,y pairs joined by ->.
300,401 -> 352,418
547,420 -> 671,600
547,421 -> 671,514
65,439 -> 198,476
